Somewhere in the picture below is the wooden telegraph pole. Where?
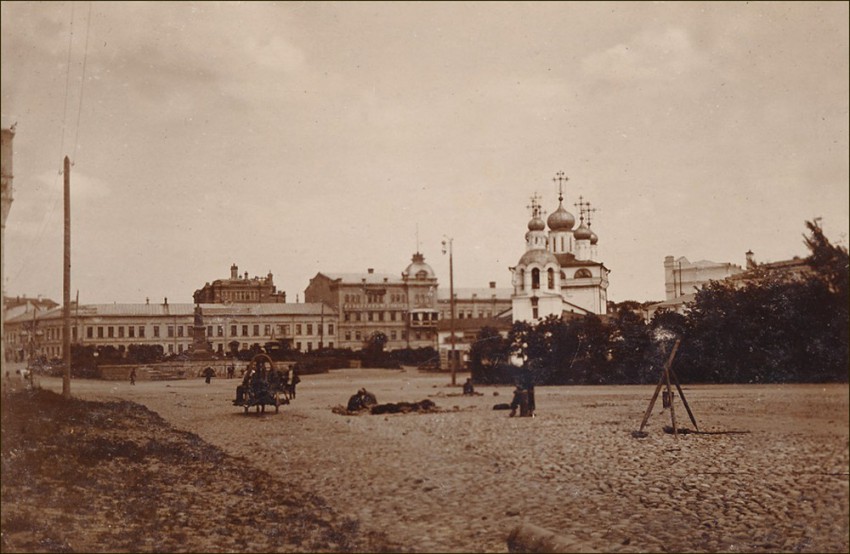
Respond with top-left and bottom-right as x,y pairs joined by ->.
442,237 -> 456,386
62,156 -> 71,398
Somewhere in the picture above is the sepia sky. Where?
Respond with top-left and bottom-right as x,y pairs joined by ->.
2,1 -> 848,306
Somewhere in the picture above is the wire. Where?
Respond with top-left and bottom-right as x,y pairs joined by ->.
8,2 -> 76,287
59,2 -> 75,160
72,1 -> 93,162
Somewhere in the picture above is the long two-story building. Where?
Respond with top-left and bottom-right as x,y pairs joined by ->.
3,299 -> 336,361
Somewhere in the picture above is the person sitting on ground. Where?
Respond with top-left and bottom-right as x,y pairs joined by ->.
347,388 -> 378,412
462,378 -> 475,395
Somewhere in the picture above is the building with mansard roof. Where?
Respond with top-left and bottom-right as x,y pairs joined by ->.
193,263 -> 287,304
304,252 -> 440,351
509,174 -> 610,323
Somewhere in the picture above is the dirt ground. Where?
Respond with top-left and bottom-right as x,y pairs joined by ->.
4,366 -> 849,553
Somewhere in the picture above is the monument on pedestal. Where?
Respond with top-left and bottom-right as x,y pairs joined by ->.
192,304 -> 213,358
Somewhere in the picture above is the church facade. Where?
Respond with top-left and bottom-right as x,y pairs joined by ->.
509,174 -> 610,323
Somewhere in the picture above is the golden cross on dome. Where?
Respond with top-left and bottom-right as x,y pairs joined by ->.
552,171 -> 568,202
586,204 -> 599,226
526,192 -> 544,219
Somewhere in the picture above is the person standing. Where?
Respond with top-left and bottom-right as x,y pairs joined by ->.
287,364 -> 301,399
129,367 -> 136,385
522,365 -> 536,417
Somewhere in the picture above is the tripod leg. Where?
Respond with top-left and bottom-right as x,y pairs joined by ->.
664,366 -> 678,438
639,340 -> 681,433
670,367 -> 698,431
639,370 -> 666,432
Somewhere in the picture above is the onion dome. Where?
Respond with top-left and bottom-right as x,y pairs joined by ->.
527,215 -> 545,232
404,252 -> 436,279
589,227 -> 598,245
517,249 -> 559,267
574,221 -> 592,241
547,203 -> 575,231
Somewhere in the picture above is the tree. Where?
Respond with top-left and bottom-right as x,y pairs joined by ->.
126,344 -> 164,364
683,231 -> 849,384
608,306 -> 652,383
802,219 -> 849,381
804,218 -> 849,300
70,344 -> 99,378
264,339 -> 292,361
468,326 -> 509,383
362,331 -> 391,368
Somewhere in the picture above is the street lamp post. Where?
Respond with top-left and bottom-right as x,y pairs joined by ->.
442,237 -> 456,386
19,327 -> 40,387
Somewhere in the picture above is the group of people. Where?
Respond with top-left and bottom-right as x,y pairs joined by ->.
237,361 -> 300,401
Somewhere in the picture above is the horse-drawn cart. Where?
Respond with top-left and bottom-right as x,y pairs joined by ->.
233,354 -> 290,413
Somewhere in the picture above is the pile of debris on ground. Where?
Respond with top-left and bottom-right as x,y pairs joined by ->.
332,389 -> 441,416
1,388 -> 400,553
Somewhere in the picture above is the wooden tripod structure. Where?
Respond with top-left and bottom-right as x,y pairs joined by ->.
638,339 -> 698,438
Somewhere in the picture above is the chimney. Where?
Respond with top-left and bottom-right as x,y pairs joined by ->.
146,297 -> 149,305
244,271 -> 249,280
231,263 -> 238,279
746,250 -> 756,270
164,297 -> 168,306
368,268 -> 374,274
489,281 -> 496,289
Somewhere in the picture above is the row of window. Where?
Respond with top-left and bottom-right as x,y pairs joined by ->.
440,310 -> 496,320
412,293 -> 432,305
519,268 -> 594,291
344,293 -> 409,305
344,311 -> 406,322
83,323 -> 335,341
67,340 -> 338,356
221,290 -> 260,301
341,329 -> 434,342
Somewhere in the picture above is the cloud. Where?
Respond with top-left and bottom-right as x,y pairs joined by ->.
581,27 -> 701,85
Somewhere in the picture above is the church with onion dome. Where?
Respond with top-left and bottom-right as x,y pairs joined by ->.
509,172 -> 610,323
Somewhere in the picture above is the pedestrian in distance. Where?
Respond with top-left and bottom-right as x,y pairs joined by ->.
129,367 -> 136,386
288,364 -> 301,399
